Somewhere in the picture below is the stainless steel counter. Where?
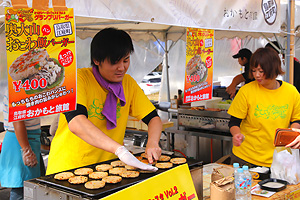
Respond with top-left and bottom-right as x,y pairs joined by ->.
24,179 -> 90,200
177,108 -> 231,119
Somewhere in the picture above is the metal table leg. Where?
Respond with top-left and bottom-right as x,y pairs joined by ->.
171,133 -> 175,150
166,132 -> 171,151
221,140 -> 224,156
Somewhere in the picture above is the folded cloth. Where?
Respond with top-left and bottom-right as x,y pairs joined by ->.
92,65 -> 126,129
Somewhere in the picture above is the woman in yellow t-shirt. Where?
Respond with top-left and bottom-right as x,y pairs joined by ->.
47,28 -> 162,174
227,47 -> 300,167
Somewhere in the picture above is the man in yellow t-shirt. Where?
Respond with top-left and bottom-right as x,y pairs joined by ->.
47,28 -> 162,175
227,47 -> 300,167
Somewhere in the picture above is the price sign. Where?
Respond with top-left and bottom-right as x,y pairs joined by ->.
5,7 -> 77,122
184,28 -> 214,104
102,164 -> 198,200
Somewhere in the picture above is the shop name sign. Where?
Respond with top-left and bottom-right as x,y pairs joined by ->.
220,0 -> 280,32
262,0 -> 277,25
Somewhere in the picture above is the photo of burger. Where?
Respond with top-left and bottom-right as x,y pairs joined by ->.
9,49 -> 65,94
186,55 -> 208,83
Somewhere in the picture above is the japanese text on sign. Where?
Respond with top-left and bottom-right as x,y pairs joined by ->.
185,93 -> 210,102
262,0 -> 277,25
223,8 -> 258,20
148,185 -> 196,200
11,86 -> 73,108
205,38 -> 213,48
13,103 -> 69,121
34,10 -> 73,21
6,23 -> 75,51
54,22 -> 72,37
6,9 -> 75,52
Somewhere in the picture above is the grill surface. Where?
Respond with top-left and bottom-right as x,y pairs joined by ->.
36,154 -> 201,198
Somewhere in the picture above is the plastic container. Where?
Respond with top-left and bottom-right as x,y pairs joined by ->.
243,165 -> 252,200
235,168 -> 247,200
217,103 -> 231,110
233,163 -> 239,174
258,178 -> 288,192
249,166 -> 270,180
191,97 -> 222,108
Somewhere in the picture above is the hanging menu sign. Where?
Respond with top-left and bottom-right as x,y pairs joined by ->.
5,7 -> 77,122
184,28 -> 214,103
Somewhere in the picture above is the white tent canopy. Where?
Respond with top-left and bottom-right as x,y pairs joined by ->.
0,0 -> 292,39
1,0 -> 299,41
67,0 -> 282,33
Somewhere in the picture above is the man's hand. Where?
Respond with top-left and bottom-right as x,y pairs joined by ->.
145,141 -> 161,164
226,84 -> 237,99
232,133 -> 245,146
22,146 -> 37,167
286,135 -> 300,149
226,74 -> 245,98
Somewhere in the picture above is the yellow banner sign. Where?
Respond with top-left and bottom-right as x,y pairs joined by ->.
286,188 -> 300,200
102,164 -> 198,200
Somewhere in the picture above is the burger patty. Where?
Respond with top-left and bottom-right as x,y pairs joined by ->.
27,58 -> 62,86
9,49 -> 49,80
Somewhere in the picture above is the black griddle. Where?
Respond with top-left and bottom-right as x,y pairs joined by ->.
36,154 -> 202,199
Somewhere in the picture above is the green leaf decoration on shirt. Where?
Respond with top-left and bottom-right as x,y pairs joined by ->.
254,104 -> 288,119
88,99 -> 105,120
88,99 -> 122,120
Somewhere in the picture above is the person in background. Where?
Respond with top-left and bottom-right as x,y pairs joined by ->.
46,28 -> 162,175
49,114 -> 59,136
265,41 -> 300,93
0,89 -> 41,200
226,48 -> 254,98
228,47 -> 300,167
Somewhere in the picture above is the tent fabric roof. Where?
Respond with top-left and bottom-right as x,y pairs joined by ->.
74,17 -> 285,41
0,0 -> 299,41
74,17 -> 186,41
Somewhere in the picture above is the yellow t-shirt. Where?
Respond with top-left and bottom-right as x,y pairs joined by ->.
228,80 -> 300,167
46,68 -> 155,174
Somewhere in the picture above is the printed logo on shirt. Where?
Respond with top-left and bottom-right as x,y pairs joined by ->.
88,99 -> 121,120
254,104 -> 288,119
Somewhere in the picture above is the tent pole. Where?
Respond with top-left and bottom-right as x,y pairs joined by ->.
150,31 -> 171,102
164,32 -> 171,102
286,0 -> 291,83
287,0 -> 295,84
289,0 -> 295,85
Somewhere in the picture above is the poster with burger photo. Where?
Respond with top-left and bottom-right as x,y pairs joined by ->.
5,7 -> 77,122
184,28 -> 214,104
